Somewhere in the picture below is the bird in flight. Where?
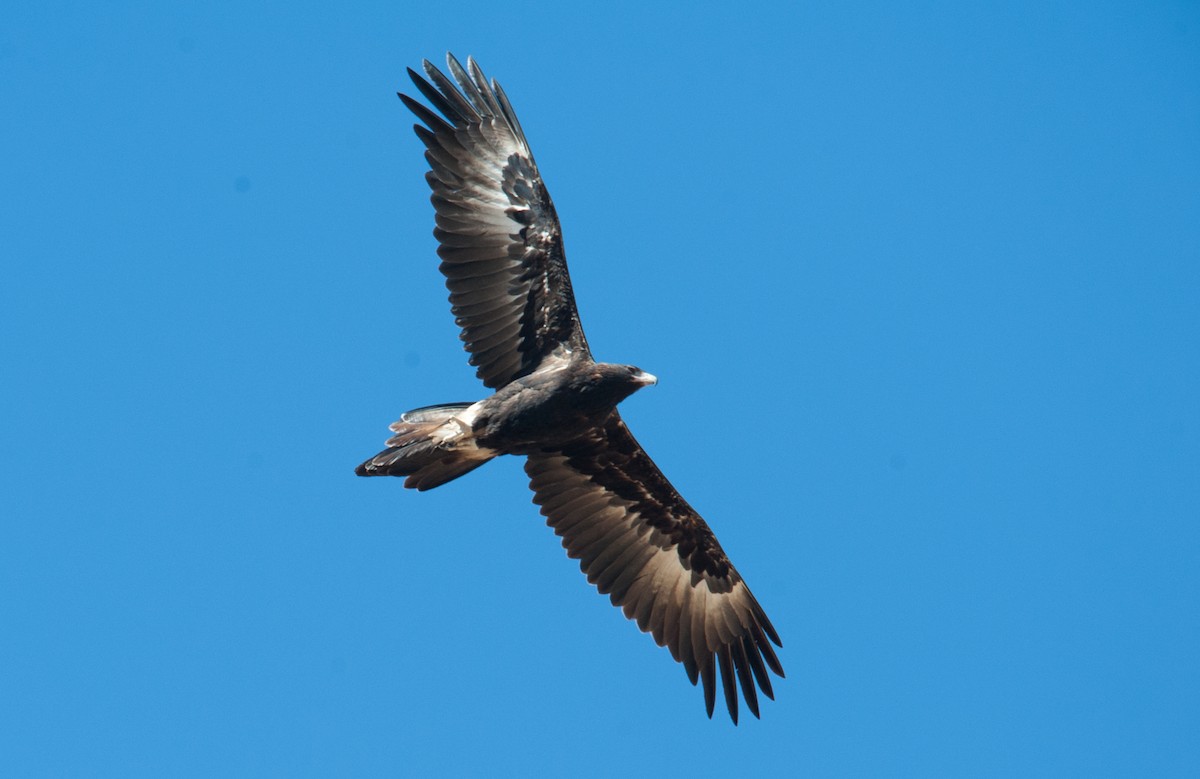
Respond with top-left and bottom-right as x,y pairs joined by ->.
357,54 -> 783,723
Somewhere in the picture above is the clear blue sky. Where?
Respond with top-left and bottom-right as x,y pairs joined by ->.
3,2 -> 1198,775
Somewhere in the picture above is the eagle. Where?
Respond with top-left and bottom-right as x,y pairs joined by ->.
357,54 -> 784,723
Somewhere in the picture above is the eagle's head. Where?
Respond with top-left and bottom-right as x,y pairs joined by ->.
577,362 -> 658,408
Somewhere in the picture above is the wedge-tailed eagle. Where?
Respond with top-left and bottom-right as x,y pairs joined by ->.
357,54 -> 783,722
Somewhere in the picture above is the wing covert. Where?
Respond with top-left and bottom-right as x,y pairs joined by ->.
401,54 -> 588,389
523,414 -> 784,723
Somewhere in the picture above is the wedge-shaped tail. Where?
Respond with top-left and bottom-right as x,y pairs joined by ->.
356,402 -> 496,490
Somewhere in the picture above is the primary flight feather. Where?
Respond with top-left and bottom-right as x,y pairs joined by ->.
357,53 -> 783,723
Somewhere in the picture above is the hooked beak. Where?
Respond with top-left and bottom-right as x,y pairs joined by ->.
635,370 -> 658,387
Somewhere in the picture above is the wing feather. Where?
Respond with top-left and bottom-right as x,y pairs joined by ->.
524,414 -> 783,722
717,644 -> 738,724
606,546 -> 655,604
589,530 -> 646,587
700,656 -> 716,718
742,633 -> 774,700
678,584 -> 699,683
402,54 -> 589,389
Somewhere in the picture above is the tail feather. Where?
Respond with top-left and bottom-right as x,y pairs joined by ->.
356,402 -> 496,491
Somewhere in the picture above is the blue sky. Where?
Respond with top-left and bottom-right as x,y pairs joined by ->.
3,1 -> 1198,775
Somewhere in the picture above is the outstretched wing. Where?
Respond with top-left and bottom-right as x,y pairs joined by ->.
524,414 -> 784,723
401,54 -> 589,389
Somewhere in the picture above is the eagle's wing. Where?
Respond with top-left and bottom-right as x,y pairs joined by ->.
524,414 -> 784,723
401,54 -> 589,390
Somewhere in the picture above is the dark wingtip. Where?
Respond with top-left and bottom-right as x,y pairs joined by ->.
733,642 -> 760,719
397,92 -> 423,115
701,660 -> 716,718
718,648 -> 739,724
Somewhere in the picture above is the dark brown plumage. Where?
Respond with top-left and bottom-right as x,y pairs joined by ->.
357,54 -> 783,722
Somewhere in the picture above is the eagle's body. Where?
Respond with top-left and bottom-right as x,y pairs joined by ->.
357,54 -> 783,723
475,359 -> 657,453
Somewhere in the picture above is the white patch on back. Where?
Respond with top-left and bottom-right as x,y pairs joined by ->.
430,401 -> 496,459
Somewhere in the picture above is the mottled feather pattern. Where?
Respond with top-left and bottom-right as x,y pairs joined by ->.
525,415 -> 783,722
404,56 -> 587,389
360,54 -> 783,723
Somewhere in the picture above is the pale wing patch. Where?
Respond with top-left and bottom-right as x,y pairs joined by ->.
524,445 -> 783,723
403,55 -> 589,389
